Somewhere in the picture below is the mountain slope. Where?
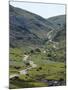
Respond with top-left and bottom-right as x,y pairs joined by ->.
9,5 -> 66,88
47,15 -> 66,41
9,5 -> 66,48
48,15 -> 66,29
9,5 -> 56,47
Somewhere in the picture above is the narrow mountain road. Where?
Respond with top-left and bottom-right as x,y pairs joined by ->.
29,60 -> 37,68
23,55 -> 29,61
10,74 -> 19,79
19,55 -> 37,74
47,30 -> 53,41
10,54 -> 37,79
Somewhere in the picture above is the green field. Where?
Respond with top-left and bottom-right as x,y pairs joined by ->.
9,42 -> 66,89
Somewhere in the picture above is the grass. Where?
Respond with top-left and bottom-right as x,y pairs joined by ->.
28,62 -> 65,81
10,79 -> 48,89
9,61 -> 65,88
9,43 -> 66,88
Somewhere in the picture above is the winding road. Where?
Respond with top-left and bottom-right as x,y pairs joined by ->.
10,54 -> 37,79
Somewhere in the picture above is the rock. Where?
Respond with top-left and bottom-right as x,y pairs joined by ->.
19,69 -> 28,75
29,61 -> 37,68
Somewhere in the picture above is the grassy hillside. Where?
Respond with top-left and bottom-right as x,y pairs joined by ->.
9,5 -> 66,89
10,5 -> 57,47
48,15 -> 66,29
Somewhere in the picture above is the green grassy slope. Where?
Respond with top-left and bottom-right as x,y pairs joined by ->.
9,5 -> 66,89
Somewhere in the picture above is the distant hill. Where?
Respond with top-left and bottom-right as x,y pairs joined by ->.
48,15 -> 66,29
9,5 -> 66,47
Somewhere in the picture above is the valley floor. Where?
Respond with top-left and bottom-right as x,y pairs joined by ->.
9,46 -> 66,89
